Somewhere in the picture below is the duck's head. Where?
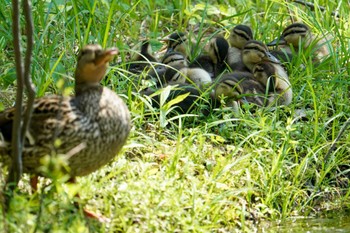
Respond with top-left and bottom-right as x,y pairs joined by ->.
75,44 -> 118,84
205,36 -> 229,64
229,24 -> 253,49
242,40 -> 279,71
268,23 -> 310,48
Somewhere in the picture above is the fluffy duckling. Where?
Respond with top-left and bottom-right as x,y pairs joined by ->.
267,23 -> 331,63
0,44 -> 131,178
189,36 -> 229,78
227,25 -> 253,70
161,51 -> 189,67
146,52 -> 189,86
128,40 -> 158,74
163,65 -> 212,90
213,72 -> 269,108
253,61 -> 292,106
269,49 -> 294,65
240,40 -> 281,72
142,84 -> 203,114
165,32 -> 189,55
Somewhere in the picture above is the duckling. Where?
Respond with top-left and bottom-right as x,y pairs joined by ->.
142,84 -> 203,114
161,51 -> 189,67
253,61 -> 292,106
0,44 -> 131,178
214,72 -> 269,108
189,36 -> 229,78
227,25 -> 253,70
165,32 -> 188,55
269,49 -> 294,65
267,23 -> 331,63
128,40 -> 158,74
240,40 -> 281,72
146,52 -> 189,87
163,65 -> 212,90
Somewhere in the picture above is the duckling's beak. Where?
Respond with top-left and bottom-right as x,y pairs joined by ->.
166,47 -> 174,54
267,36 -> 286,46
95,48 -> 119,66
265,52 -> 280,64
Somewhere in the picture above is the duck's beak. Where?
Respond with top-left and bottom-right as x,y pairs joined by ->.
265,52 -> 280,64
267,36 -> 286,46
95,48 -> 119,66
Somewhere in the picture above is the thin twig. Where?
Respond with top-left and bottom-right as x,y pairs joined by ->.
324,117 -> 350,163
21,0 -> 36,143
285,0 -> 295,23
293,0 -> 340,18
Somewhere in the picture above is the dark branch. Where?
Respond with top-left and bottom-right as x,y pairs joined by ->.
21,0 -> 36,142
8,0 -> 24,187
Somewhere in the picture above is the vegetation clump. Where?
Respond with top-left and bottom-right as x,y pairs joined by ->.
0,0 -> 349,232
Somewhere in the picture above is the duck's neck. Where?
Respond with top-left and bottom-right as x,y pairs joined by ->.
75,82 -> 102,96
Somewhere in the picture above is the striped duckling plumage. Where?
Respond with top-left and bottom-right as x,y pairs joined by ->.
213,39 -> 292,109
267,23 -> 331,63
241,40 -> 281,72
189,36 -> 229,78
162,64 -> 212,90
227,24 -> 254,70
0,44 -> 131,177
128,40 -> 158,74
165,32 -> 189,56
213,72 -> 268,109
253,61 -> 292,106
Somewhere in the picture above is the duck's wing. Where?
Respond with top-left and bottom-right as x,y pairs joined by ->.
0,95 -> 73,143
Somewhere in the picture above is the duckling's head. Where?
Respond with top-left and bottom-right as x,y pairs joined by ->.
75,44 -> 118,85
229,25 -> 253,49
252,62 -> 276,92
215,72 -> 267,107
163,65 -> 187,85
268,23 -> 310,48
139,40 -> 157,62
161,52 -> 188,68
242,40 -> 279,71
165,32 -> 188,55
205,36 -> 229,64
214,72 -> 247,100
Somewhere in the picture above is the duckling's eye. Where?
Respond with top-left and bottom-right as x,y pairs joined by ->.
80,50 -> 88,56
254,66 -> 264,72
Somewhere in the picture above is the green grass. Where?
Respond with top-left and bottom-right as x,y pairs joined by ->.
1,0 -> 350,232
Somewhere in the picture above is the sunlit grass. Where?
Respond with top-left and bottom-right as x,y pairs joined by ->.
1,0 -> 350,232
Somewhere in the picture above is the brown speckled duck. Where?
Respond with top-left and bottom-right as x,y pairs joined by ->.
0,44 -> 131,178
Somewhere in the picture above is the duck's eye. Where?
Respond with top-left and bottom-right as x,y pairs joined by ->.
95,50 -> 103,56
